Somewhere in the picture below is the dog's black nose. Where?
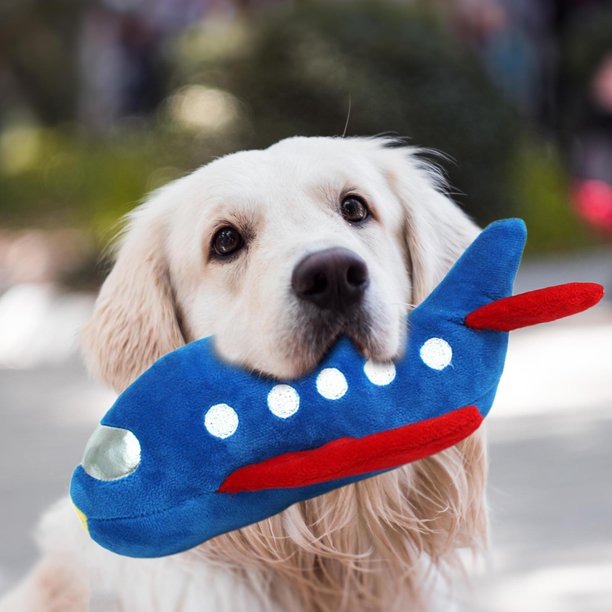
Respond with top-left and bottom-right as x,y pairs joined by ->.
292,247 -> 369,311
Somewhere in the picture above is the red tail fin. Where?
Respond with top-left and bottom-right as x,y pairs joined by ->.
465,283 -> 604,332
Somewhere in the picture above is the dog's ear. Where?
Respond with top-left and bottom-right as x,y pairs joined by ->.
378,144 -> 480,304
81,196 -> 185,392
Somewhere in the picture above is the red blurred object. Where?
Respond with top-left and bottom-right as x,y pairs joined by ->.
573,179 -> 612,231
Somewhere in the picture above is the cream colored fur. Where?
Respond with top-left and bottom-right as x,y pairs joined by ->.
0,137 -> 486,612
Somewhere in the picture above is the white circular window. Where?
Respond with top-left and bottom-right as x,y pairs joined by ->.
316,368 -> 348,400
81,425 -> 141,481
204,403 -> 239,439
363,360 -> 396,386
267,384 -> 300,419
419,337 -> 453,370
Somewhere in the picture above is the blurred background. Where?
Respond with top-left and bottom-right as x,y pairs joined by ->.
0,0 -> 611,609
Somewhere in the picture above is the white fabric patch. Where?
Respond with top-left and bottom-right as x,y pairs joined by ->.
267,384 -> 300,419
363,359 -> 396,386
204,403 -> 239,439
316,368 -> 348,400
420,337 -> 453,370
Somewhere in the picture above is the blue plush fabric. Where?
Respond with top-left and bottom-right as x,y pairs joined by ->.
70,218 -> 527,558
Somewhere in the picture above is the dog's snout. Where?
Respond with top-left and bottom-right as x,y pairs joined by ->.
291,247 -> 369,311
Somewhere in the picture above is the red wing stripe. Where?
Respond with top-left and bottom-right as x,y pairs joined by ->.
218,406 -> 483,493
465,283 -> 604,332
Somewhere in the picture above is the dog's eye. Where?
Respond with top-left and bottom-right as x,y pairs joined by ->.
211,226 -> 244,258
340,195 -> 369,223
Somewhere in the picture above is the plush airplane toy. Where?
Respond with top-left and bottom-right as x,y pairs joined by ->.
70,219 -> 604,558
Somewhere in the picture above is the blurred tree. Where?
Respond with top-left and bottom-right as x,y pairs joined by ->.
0,0 -> 596,259
182,1 -> 522,223
0,0 -> 83,123
564,5 -> 612,134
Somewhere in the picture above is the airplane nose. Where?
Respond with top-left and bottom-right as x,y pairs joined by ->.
291,247 -> 369,311
82,425 -> 141,481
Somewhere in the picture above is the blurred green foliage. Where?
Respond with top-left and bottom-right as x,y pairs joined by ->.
0,0 -> 601,259
0,0 -> 83,123
512,140 -> 593,253
0,121 -> 244,244
1,125 -> 164,237
565,6 -> 612,87
563,6 -> 612,136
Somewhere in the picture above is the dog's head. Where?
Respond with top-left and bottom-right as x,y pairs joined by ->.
83,137 -> 478,389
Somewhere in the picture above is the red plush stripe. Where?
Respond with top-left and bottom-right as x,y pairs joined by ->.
218,406 -> 483,493
465,283 -> 604,332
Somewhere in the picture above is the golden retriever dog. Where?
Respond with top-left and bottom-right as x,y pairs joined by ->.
0,136 -> 487,612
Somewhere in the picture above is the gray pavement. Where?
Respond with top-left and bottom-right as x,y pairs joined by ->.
0,251 -> 611,610
0,356 -> 113,593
